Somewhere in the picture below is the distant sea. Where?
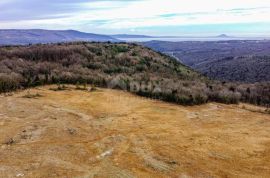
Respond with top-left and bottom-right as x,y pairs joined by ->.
118,37 -> 270,42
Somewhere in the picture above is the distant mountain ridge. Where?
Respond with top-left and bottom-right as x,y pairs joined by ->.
0,29 -> 119,45
1,29 -> 269,46
216,34 -> 231,38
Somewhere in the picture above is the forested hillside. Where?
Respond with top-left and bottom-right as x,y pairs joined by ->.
143,40 -> 270,83
198,56 -> 270,83
0,42 -> 269,106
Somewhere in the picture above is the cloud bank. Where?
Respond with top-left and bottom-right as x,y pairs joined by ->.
0,0 -> 269,35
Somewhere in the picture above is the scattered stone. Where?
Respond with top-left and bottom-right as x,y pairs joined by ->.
96,149 -> 113,159
16,173 -> 24,177
88,86 -> 97,92
3,138 -> 15,145
51,117 -> 57,120
67,128 -> 77,135
168,160 -> 178,165
22,92 -> 43,99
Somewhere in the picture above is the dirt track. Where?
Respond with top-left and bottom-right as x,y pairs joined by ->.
0,86 -> 269,178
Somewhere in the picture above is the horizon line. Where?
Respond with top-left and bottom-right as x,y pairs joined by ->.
0,28 -> 270,38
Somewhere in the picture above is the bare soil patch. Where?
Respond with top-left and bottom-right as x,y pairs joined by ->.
0,85 -> 269,177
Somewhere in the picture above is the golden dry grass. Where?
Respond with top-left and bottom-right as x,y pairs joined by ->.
0,85 -> 269,178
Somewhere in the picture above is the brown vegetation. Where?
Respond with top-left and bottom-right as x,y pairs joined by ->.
0,42 -> 269,106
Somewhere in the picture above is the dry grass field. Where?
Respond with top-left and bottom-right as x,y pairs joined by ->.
0,85 -> 269,178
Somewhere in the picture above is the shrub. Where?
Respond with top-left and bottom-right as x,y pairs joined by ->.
0,73 -> 23,92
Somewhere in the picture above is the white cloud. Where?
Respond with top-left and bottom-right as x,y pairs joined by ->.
60,0 -> 270,29
0,0 -> 269,34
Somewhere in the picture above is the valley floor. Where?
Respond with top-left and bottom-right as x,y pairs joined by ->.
0,86 -> 269,178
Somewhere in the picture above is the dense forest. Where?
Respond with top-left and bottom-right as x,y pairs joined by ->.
0,42 -> 269,106
143,40 -> 270,83
199,55 -> 270,83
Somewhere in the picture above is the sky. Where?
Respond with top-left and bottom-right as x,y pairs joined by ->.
0,0 -> 270,36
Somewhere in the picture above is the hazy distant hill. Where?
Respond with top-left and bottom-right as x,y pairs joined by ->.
0,29 -> 119,45
143,40 -> 270,83
111,34 -> 153,38
216,34 -> 231,38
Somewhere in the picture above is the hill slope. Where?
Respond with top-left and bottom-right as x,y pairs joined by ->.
198,56 -> 270,83
143,40 -> 270,83
0,42 -> 269,106
0,29 -> 118,45
0,86 -> 269,177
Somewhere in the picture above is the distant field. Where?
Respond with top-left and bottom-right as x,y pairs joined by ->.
0,86 -> 269,177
